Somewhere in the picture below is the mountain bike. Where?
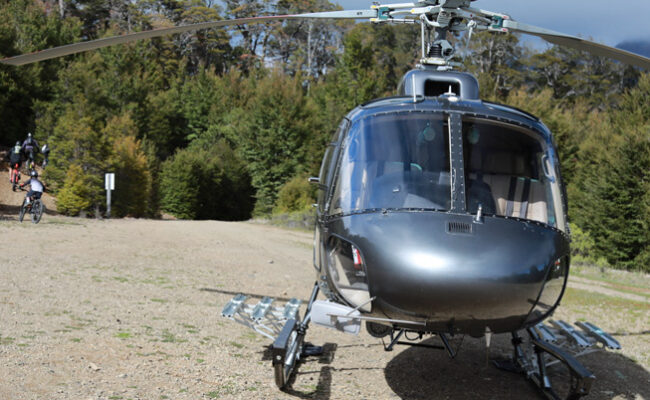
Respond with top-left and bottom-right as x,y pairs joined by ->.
10,163 -> 20,191
18,193 -> 44,224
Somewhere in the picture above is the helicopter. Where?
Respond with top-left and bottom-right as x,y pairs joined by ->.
3,1 -> 649,399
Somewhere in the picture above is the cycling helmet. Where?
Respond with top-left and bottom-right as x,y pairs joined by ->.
15,141 -> 20,146
30,170 -> 38,178
27,132 -> 32,138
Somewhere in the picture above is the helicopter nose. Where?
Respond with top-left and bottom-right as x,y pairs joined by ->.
333,212 -> 568,334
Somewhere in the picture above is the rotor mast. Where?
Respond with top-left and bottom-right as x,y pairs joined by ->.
371,0 -> 510,68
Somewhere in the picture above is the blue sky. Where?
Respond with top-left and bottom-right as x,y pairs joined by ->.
340,0 -> 650,46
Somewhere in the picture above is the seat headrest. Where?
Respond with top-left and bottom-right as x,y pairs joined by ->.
483,152 -> 531,176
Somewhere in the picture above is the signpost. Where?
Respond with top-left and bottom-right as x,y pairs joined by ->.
105,173 -> 115,218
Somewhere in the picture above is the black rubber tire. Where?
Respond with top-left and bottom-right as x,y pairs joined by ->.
273,329 -> 304,389
18,202 -> 26,222
31,200 -> 43,224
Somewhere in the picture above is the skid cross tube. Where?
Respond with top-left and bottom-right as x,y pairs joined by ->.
383,329 -> 457,358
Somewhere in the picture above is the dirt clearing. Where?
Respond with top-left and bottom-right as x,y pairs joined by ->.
0,215 -> 648,400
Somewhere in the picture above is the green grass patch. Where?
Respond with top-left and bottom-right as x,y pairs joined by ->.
161,329 -> 186,343
563,287 -> 650,312
150,298 -> 168,304
571,266 -> 650,292
141,276 -> 171,286
44,219 -> 83,226
115,331 -> 133,339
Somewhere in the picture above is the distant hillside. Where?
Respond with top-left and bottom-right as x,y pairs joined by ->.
617,40 -> 650,58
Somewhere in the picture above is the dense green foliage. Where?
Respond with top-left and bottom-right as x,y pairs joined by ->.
0,1 -> 648,271
274,174 -> 316,214
160,140 -> 253,220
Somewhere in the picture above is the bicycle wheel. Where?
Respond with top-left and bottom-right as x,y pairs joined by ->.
31,200 -> 43,224
18,201 -> 26,222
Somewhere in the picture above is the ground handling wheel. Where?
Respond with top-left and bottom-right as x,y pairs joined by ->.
222,282 -> 322,390
272,319 -> 304,389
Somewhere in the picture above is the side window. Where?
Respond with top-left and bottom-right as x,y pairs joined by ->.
318,120 -> 348,213
319,144 -> 336,184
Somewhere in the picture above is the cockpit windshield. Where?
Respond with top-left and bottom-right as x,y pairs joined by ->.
328,111 -> 565,231
331,112 -> 451,214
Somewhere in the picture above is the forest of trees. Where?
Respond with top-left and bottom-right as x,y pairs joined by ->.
0,0 -> 648,272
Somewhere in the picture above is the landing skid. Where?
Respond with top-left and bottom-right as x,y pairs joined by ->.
222,282 -> 322,389
495,320 -> 621,400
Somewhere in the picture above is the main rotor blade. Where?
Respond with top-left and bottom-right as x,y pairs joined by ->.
503,20 -> 650,70
0,10 -> 376,66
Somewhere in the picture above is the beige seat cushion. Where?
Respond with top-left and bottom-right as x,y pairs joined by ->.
482,174 -> 547,224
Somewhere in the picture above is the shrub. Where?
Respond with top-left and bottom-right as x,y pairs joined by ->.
56,164 -> 94,216
160,141 -> 254,220
109,135 -> 151,217
273,174 -> 316,214
570,223 -> 597,265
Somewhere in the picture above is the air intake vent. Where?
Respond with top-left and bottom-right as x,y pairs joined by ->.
447,221 -> 472,235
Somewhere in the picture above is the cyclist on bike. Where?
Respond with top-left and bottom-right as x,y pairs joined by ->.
41,143 -> 50,169
21,133 -> 39,168
5,141 -> 23,181
20,170 -> 45,205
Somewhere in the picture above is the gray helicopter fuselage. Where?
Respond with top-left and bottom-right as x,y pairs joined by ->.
313,74 -> 571,336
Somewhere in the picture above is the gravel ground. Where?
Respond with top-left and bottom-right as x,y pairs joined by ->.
0,213 -> 648,400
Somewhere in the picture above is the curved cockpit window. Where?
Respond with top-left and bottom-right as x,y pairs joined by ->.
463,118 -> 564,230
330,112 -> 450,214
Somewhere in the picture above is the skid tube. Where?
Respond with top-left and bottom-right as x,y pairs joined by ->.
495,328 -> 595,400
271,281 -> 323,389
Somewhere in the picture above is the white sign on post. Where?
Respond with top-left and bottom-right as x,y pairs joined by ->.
105,173 -> 115,218
105,173 -> 115,190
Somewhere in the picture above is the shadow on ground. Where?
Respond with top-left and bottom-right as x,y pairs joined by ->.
200,287 -> 307,303
383,334 -> 650,400
0,203 -> 57,219
259,332 -> 649,400
258,342 -> 340,400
